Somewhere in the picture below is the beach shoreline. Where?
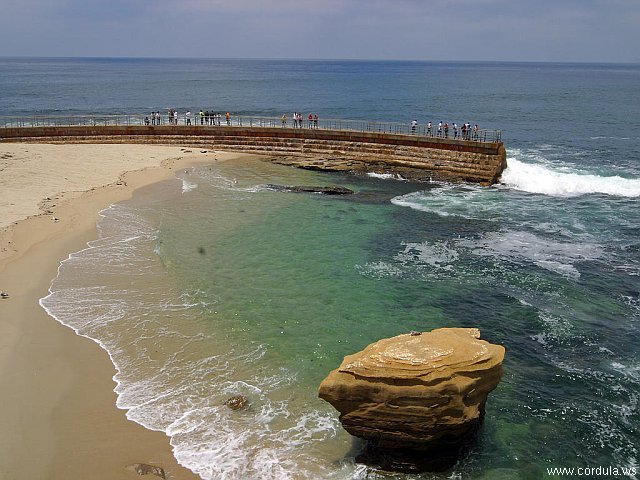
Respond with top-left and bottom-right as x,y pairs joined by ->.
0,143 -> 252,480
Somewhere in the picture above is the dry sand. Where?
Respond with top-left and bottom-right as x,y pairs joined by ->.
0,143 -> 250,480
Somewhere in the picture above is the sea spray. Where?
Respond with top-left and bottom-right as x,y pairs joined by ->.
501,157 -> 640,197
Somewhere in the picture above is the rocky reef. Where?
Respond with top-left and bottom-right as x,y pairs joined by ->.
318,328 -> 505,472
264,184 -> 354,195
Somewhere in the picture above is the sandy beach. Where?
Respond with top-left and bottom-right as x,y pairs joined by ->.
0,143 -> 247,480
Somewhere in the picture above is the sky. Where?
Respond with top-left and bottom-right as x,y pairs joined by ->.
1,0 -> 639,63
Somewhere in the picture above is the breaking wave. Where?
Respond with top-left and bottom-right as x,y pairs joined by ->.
501,157 -> 640,198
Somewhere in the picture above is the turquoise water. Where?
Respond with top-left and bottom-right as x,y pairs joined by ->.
41,156 -> 640,479
21,58 -> 640,479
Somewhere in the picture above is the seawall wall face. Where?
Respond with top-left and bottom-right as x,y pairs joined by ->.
0,126 -> 507,184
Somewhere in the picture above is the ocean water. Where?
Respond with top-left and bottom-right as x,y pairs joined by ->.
2,57 -> 638,479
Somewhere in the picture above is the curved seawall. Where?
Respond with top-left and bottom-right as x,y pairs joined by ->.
0,125 -> 507,184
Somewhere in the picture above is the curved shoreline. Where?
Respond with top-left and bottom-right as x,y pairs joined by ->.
0,143 -> 251,479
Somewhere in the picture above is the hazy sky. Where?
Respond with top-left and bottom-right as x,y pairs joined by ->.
1,0 -> 638,63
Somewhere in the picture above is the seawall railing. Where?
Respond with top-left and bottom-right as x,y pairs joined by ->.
0,114 -> 502,144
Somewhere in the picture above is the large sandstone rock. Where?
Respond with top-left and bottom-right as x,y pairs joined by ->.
318,328 -> 505,472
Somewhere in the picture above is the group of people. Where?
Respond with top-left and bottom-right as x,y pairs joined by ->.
144,109 -> 231,126
284,112 -> 318,128
145,109 -> 183,125
147,111 -> 163,125
197,110 -> 231,126
142,111 -> 478,140
411,120 -> 480,140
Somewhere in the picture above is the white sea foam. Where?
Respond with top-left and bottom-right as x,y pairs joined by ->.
192,168 -> 275,195
536,312 -> 575,343
196,169 -> 264,193
390,190 -> 441,214
391,183 -> 493,219
356,240 -> 459,280
358,229 -> 600,283
354,260 -> 404,278
590,136 -> 634,141
366,172 -> 406,181
457,230 -> 604,280
367,172 -> 394,179
533,260 -> 580,279
501,157 -> 640,197
395,241 -> 459,269
181,177 -> 198,193
622,294 -> 640,317
611,362 -> 640,383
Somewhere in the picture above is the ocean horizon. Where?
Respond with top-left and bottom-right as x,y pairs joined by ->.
2,55 -> 639,66
2,57 -> 637,479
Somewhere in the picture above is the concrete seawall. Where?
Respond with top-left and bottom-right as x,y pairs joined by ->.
0,125 -> 507,184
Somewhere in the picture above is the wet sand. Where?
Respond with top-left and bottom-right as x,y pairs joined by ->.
0,143 -> 252,480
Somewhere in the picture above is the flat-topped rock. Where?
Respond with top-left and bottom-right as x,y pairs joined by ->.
318,328 -> 505,472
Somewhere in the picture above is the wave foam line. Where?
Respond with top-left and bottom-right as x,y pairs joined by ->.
501,158 -> 640,197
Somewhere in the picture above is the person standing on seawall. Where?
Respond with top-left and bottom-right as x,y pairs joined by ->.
314,114 -> 318,128
444,122 -> 449,138
282,113 -> 287,127
411,119 -> 418,134
185,110 -> 192,125
452,122 -> 458,138
225,112 -> 231,125
427,121 -> 432,136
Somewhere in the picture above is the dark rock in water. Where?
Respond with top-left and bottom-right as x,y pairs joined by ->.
264,184 -> 354,195
318,328 -> 505,473
349,191 -> 397,204
127,463 -> 166,479
224,395 -> 248,411
355,440 -> 479,473
0,291 -> 9,299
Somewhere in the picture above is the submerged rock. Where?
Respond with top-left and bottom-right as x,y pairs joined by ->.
224,395 -> 249,411
318,328 -> 505,472
126,463 -> 166,479
264,184 -> 354,195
